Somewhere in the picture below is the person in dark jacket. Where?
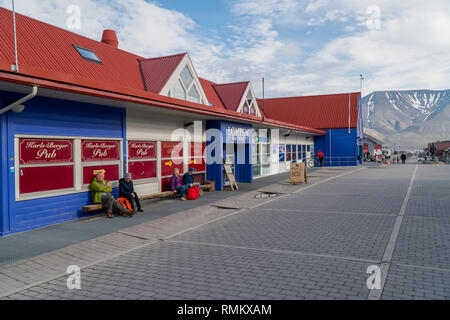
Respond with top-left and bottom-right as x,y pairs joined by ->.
401,153 -> 407,164
182,167 -> 201,189
119,173 -> 143,212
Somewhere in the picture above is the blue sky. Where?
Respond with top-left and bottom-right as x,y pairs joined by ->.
1,0 -> 449,98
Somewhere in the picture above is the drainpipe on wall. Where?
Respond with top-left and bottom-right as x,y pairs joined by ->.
0,86 -> 38,116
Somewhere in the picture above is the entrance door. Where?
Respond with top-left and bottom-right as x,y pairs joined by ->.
225,143 -> 236,174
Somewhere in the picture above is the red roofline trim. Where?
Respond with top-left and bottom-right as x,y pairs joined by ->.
0,71 -> 326,136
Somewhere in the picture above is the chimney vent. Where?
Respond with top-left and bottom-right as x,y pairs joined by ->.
101,29 -> 118,48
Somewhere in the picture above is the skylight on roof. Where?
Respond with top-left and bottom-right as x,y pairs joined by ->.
73,45 -> 102,64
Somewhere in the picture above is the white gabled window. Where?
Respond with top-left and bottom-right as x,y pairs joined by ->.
238,84 -> 261,117
169,65 -> 201,104
246,91 -> 253,106
172,79 -> 186,100
188,85 -> 200,103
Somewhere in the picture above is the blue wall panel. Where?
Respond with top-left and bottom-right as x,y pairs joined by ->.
0,101 -> 9,235
206,120 -> 253,190
314,128 -> 358,167
0,91 -> 125,235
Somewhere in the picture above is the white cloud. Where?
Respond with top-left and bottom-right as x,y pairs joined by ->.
1,0 -> 197,57
1,0 -> 449,98
305,0 -> 328,13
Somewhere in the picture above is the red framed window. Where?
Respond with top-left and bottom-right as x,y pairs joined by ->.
81,139 -> 121,185
127,141 -> 157,180
81,140 -> 120,162
161,141 -> 183,159
161,159 -> 183,178
18,138 -> 75,194
161,141 -> 184,191
188,142 -> 206,185
286,145 -> 292,161
83,164 -> 120,185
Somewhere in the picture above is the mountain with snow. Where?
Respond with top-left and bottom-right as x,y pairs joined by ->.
361,89 -> 450,149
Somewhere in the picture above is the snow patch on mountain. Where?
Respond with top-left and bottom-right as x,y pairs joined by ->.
361,89 -> 450,149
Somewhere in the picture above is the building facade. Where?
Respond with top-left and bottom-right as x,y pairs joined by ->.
0,7 -> 358,235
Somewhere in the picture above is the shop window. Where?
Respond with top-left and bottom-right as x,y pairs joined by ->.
127,141 -> 157,180
261,144 -> 271,175
279,145 -> 286,162
161,141 -> 184,191
81,140 -> 121,185
292,145 -> 297,162
18,138 -> 75,194
253,143 -> 261,177
286,145 -> 292,161
298,145 -> 303,162
83,164 -> 119,185
189,142 -> 206,185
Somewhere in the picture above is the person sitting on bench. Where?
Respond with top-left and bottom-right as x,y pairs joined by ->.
182,167 -> 201,189
119,173 -> 143,213
90,170 -> 130,219
170,168 -> 188,201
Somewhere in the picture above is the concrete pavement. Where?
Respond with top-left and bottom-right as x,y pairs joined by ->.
1,164 -> 449,300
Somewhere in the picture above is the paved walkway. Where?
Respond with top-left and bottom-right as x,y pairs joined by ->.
1,164 -> 449,300
0,170 -> 303,266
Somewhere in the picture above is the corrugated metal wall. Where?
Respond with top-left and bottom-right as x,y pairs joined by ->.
314,128 -> 358,167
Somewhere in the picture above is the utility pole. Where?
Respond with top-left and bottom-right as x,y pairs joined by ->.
358,74 -> 364,164
262,77 -> 265,122
360,74 -> 364,136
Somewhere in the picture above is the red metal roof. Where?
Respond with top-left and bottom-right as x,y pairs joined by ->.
260,92 -> 361,129
212,81 -> 249,112
430,141 -> 450,151
139,53 -> 186,93
0,7 -> 145,93
199,78 -> 225,110
0,7 -> 325,136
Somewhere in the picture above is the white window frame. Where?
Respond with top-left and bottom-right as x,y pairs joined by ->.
15,135 -> 123,201
126,139 -> 159,185
159,54 -> 209,105
160,140 -> 185,179
236,83 -> 262,117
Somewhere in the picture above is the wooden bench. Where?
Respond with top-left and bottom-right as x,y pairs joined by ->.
82,183 -> 214,213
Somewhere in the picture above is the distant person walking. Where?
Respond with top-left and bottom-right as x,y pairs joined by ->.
430,143 -> 437,160
316,150 -> 324,167
401,153 -> 407,164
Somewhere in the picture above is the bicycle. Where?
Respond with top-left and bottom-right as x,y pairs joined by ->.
306,158 -> 316,168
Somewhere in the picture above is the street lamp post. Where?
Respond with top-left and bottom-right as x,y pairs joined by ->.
359,74 -> 364,164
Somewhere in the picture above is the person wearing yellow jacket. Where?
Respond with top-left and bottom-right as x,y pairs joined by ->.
90,171 -> 130,219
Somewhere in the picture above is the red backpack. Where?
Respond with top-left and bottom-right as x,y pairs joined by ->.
116,197 -> 134,216
186,185 -> 200,200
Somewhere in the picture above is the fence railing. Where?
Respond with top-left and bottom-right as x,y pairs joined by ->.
310,156 -> 358,167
